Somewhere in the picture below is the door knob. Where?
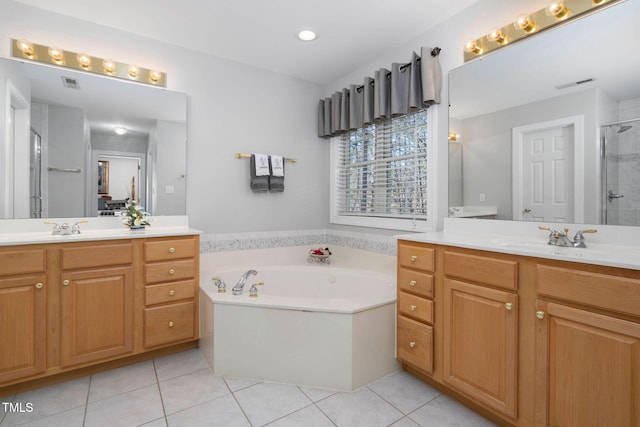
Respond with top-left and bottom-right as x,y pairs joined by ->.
505,302 -> 513,311
536,311 -> 545,319
169,269 -> 175,275
63,279 -> 70,286
409,280 -> 416,287
169,247 -> 175,253
35,282 -> 43,289
410,305 -> 417,311
409,341 -> 416,348
169,290 -> 175,296
410,255 -> 418,262
523,208 -> 531,213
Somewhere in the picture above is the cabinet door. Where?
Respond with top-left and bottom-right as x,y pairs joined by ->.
60,267 -> 134,367
0,276 -> 47,383
443,279 -> 518,419
535,301 -> 640,427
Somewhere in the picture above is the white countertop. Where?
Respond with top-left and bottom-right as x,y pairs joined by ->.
396,218 -> 640,271
0,216 -> 200,246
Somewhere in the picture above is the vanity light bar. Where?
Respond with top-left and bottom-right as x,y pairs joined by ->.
463,0 -> 622,62
11,39 -> 166,88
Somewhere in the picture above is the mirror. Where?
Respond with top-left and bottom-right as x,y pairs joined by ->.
449,1 -> 640,225
0,57 -> 187,219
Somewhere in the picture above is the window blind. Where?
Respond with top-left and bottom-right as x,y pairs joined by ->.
335,109 -> 428,221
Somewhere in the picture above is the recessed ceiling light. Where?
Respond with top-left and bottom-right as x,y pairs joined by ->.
297,30 -> 317,42
114,126 -> 128,135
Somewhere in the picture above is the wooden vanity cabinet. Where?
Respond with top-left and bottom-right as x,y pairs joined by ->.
59,242 -> 134,367
396,242 -> 435,375
397,239 -> 640,427
0,234 -> 199,392
142,237 -> 198,349
0,246 -> 47,384
534,264 -> 640,427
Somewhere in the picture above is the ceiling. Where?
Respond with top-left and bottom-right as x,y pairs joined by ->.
12,0 -> 480,85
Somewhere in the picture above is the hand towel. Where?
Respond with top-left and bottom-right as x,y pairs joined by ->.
250,154 -> 269,192
269,155 -> 285,192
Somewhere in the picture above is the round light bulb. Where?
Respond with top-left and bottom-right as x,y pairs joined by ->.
128,64 -> 139,78
17,40 -> 34,57
514,15 -> 536,33
47,46 -> 64,62
76,53 -> 91,68
487,29 -> 507,44
103,59 -> 116,74
546,2 -> 569,19
149,70 -> 162,83
114,126 -> 128,135
297,30 -> 317,41
464,40 -> 482,55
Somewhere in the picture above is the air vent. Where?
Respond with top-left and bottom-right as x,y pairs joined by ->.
555,78 -> 596,90
61,76 -> 80,90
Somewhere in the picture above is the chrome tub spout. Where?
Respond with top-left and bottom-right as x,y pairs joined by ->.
232,269 -> 257,295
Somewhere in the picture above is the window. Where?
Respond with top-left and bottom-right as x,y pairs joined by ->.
330,108 -> 433,231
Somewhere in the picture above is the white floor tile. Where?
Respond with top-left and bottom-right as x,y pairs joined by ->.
84,384 -> 164,427
297,385 -> 338,403
167,394 -> 250,427
223,377 -> 262,392
1,376 -> 89,426
4,405 -> 85,427
266,404 -> 334,427
409,394 -> 497,427
154,349 -> 210,381
367,370 -> 441,414
317,387 -> 404,427
234,382 -> 311,426
89,360 -> 157,402
159,369 -> 230,415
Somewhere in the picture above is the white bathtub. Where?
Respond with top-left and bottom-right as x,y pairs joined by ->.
199,264 -> 399,391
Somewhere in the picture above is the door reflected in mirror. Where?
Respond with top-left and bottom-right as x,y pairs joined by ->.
97,161 -> 109,195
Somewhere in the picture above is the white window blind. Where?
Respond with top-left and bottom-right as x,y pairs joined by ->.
335,109 -> 428,223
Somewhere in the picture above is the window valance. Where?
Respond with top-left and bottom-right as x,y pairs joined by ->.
318,46 -> 442,138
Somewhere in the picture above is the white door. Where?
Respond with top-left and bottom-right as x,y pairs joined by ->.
520,125 -> 574,222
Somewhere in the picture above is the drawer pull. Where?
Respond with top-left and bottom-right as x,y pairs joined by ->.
409,341 -> 416,348
169,247 -> 175,253
409,280 -> 416,287
169,290 -> 175,296
168,321 -> 174,327
169,269 -> 175,275
35,282 -> 44,289
410,255 -> 418,262
505,303 -> 513,311
536,311 -> 545,320
63,279 -> 70,286
410,305 -> 417,311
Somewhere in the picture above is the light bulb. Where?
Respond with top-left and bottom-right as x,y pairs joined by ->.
149,70 -> 162,83
464,40 -> 482,55
76,53 -> 91,68
546,2 -> 569,19
487,29 -> 507,44
17,39 -> 34,57
47,46 -> 64,62
103,59 -> 116,74
297,30 -> 317,41
128,64 -> 139,78
114,126 -> 127,135
514,15 -> 536,33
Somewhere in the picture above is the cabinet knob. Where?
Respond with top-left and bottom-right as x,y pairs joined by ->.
168,321 -> 174,327
409,341 -> 416,348
35,282 -> 44,289
410,305 -> 417,311
505,303 -> 513,311
536,311 -> 545,319
410,255 -> 418,262
409,280 -> 417,287
169,290 -> 175,296
169,247 -> 175,253
63,279 -> 70,286
169,269 -> 175,275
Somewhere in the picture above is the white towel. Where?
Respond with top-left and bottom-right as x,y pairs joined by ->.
253,153 -> 270,176
270,155 -> 284,177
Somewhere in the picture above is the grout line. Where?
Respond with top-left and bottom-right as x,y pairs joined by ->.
313,402 -> 338,426
152,359 -> 169,425
82,375 -> 92,425
227,388 -> 254,426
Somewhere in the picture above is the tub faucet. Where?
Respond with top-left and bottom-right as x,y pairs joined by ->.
232,269 -> 257,295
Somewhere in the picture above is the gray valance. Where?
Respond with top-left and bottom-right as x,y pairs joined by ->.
317,46 -> 442,138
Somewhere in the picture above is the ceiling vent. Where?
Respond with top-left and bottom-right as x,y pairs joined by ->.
555,78 -> 596,90
61,76 -> 80,90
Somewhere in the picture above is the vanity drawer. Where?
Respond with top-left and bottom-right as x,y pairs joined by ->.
398,292 -> 434,325
537,265 -> 640,317
145,280 -> 195,306
0,249 -> 45,276
398,268 -> 434,299
144,238 -> 197,262
144,259 -> 195,284
62,243 -> 133,270
398,242 -> 435,272
397,315 -> 433,374
444,251 -> 518,291
144,301 -> 195,348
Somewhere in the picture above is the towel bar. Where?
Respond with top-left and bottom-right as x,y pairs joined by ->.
235,153 -> 296,163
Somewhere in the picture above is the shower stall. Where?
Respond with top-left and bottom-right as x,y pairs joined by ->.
601,118 -> 640,225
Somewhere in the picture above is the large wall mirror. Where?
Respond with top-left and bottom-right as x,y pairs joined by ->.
449,0 -> 640,226
0,57 -> 187,219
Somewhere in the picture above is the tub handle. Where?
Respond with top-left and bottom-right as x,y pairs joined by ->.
255,282 -> 264,286
409,341 -> 416,348
212,276 -> 227,293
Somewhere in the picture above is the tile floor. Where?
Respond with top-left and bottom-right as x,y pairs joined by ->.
0,349 -> 497,427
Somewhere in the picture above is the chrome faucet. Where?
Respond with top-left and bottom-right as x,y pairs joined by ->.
539,226 -> 597,248
232,269 -> 257,295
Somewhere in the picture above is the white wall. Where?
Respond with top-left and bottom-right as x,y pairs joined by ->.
0,0 -> 327,233
155,120 -> 185,216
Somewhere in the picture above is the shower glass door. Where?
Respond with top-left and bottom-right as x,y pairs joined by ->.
601,119 -> 640,225
29,129 -> 42,218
